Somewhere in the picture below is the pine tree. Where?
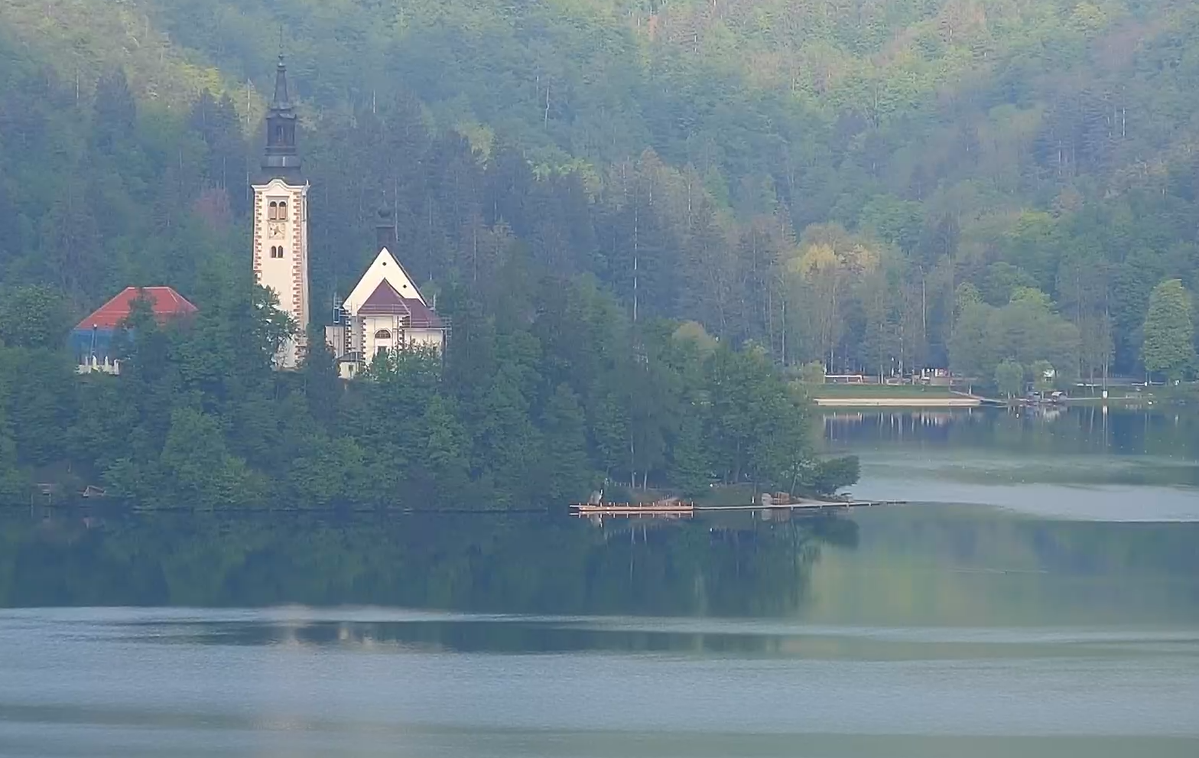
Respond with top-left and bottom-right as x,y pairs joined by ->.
537,383 -> 593,506
92,68 -> 137,155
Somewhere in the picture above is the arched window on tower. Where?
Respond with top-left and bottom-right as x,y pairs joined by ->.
278,201 -> 287,219
268,201 -> 278,221
270,246 -> 284,259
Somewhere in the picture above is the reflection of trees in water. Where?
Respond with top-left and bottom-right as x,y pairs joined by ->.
0,514 -> 858,617
863,510 -> 1199,577
818,509 -> 1199,628
825,407 -> 1199,479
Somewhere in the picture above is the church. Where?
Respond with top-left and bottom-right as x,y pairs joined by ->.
251,56 -> 446,376
323,210 -> 448,379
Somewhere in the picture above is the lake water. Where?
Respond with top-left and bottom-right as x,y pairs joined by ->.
1,407 -> 1197,757
827,405 -> 1199,520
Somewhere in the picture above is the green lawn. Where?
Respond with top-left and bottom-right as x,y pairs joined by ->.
1143,383 -> 1199,404
694,484 -> 757,507
1067,383 -> 1198,405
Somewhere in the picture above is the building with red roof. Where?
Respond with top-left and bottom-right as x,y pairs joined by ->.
74,287 -> 198,330
70,287 -> 198,374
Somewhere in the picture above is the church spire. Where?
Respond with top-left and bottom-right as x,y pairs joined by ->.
262,54 -> 301,180
271,53 -> 291,109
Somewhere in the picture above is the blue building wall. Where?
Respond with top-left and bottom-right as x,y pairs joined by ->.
68,328 -> 120,365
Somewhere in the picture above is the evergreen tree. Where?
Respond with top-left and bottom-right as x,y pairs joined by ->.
0,363 -> 28,500
536,384 -> 593,506
667,413 -> 712,498
92,68 -> 137,155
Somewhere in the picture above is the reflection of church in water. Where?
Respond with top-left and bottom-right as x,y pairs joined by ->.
251,57 -> 447,377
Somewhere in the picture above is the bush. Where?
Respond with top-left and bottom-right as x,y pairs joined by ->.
811,456 -> 860,497
799,361 -> 826,385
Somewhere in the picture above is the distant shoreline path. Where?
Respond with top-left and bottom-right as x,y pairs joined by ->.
813,396 -> 982,407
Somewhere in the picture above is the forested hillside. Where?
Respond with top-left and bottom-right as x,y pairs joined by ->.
3,0 -> 1199,384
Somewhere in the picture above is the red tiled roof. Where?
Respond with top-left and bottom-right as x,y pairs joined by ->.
75,287 -> 198,330
358,279 -> 407,313
357,281 -> 444,328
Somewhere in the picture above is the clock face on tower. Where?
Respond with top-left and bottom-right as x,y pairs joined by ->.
268,222 -> 286,239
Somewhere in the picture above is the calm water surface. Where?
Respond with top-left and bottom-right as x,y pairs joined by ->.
828,405 -> 1199,519
1,407 -> 1196,757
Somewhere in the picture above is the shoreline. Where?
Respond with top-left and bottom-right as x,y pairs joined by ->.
813,397 -> 982,407
815,395 -> 1189,408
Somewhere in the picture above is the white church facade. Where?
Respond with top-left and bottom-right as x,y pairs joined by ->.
325,215 -> 448,379
251,57 -> 444,374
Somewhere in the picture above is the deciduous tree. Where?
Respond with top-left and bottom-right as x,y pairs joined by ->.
1142,279 -> 1196,381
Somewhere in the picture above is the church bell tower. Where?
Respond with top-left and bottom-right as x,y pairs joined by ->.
252,55 -> 310,369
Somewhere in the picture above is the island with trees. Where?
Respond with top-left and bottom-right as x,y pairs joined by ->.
0,273 -> 856,510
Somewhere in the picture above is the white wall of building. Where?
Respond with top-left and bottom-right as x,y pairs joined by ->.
324,318 -> 445,380
361,315 -> 445,359
252,178 -> 310,369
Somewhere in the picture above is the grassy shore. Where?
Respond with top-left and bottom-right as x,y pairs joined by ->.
1065,383 -> 1198,406
803,381 -> 1197,407
1153,383 -> 1199,404
695,484 -> 757,507
1066,395 -> 1151,406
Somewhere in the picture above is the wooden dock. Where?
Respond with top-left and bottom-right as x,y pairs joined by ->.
698,499 -> 903,513
569,498 -> 904,520
570,502 -> 696,519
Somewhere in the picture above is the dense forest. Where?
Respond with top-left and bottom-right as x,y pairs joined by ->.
2,1 -> 1199,501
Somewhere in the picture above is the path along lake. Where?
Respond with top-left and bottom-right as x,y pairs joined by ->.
1,406 -> 1197,757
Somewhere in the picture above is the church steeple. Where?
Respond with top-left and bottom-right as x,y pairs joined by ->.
252,53 -> 310,370
262,54 -> 301,180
